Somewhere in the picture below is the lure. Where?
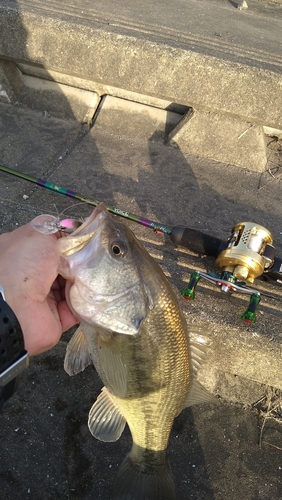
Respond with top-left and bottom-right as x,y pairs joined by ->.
31,214 -> 82,235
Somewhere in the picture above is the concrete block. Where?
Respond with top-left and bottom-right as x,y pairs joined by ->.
0,3 -> 281,129
94,95 -> 183,140
0,59 -> 101,122
0,60 -> 20,103
197,325 -> 282,396
18,74 -> 101,123
167,108 -> 268,171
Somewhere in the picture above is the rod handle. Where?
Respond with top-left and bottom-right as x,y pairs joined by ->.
170,226 -> 227,256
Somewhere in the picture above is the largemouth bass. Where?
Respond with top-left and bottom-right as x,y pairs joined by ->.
58,203 -> 212,500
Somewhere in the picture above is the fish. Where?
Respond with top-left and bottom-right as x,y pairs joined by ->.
58,203 -> 213,500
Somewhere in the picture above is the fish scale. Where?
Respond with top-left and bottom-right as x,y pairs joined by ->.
109,300 -> 189,454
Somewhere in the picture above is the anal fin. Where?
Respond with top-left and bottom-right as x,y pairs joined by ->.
88,387 -> 126,442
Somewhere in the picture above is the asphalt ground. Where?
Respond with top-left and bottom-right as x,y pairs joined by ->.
0,100 -> 281,499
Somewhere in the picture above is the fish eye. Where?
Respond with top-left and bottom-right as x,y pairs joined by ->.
110,241 -> 127,258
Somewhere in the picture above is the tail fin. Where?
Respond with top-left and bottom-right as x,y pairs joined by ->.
111,454 -> 176,500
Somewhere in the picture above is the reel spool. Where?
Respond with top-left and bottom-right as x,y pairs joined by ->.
216,222 -> 275,283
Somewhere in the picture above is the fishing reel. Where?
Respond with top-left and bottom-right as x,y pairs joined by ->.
182,222 -> 276,323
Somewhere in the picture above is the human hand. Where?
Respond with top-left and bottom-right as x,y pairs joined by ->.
0,222 -> 78,356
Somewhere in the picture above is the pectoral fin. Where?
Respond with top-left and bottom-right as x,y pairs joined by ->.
94,332 -> 128,398
88,387 -> 126,442
64,327 -> 92,376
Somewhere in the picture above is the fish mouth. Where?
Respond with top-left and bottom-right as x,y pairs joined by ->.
59,203 -> 109,256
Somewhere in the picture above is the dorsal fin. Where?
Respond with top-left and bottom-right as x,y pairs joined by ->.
184,329 -> 216,407
184,378 -> 216,407
189,329 -> 211,376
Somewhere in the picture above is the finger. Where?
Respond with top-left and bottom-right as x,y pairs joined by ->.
57,301 -> 79,332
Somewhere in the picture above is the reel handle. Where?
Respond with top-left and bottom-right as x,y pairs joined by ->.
241,294 -> 261,324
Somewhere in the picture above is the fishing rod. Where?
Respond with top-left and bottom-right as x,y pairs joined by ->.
0,164 -> 226,250
1,164 -> 281,323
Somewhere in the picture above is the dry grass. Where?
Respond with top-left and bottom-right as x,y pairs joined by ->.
258,137 -> 282,189
253,387 -> 282,450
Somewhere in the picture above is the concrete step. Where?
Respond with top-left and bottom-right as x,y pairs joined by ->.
0,0 -> 281,169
